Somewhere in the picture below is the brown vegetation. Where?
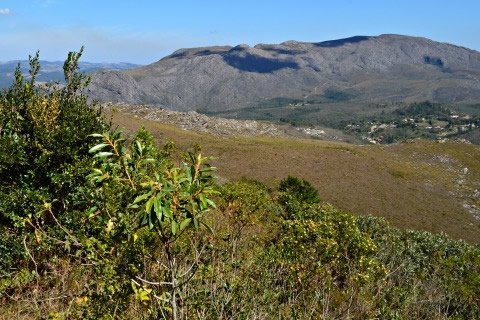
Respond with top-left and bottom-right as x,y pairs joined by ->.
111,110 -> 480,243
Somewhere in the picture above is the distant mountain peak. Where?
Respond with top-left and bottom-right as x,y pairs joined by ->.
0,60 -> 141,89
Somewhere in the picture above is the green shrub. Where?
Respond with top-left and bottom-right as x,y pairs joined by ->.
278,175 -> 320,204
358,215 -> 480,319
240,202 -> 385,318
0,48 -> 108,283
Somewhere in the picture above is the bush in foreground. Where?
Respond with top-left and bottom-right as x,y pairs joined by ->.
1,54 -> 479,319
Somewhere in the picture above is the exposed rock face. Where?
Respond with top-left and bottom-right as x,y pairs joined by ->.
87,34 -> 480,111
106,103 -> 346,140
109,103 -> 285,136
108,103 -> 301,137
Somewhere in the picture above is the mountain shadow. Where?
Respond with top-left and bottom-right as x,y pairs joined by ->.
315,36 -> 371,48
222,53 -> 300,73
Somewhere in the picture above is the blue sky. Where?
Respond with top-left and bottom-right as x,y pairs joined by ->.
0,0 -> 479,64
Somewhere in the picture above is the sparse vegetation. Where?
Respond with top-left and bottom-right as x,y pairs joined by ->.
1,55 -> 480,319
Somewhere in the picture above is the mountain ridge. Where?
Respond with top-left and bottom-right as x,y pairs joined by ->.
0,60 -> 141,89
86,34 -> 480,115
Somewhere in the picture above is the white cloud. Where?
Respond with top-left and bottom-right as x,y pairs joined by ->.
0,8 -> 11,16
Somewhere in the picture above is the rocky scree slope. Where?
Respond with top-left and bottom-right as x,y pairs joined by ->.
106,103 -> 347,140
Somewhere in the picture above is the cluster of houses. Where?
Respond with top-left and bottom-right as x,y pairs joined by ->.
346,112 -> 479,144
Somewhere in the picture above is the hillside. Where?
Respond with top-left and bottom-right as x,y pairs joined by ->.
110,107 -> 480,243
87,34 -> 480,118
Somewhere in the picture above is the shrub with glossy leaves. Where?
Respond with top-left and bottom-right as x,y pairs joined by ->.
73,128 -> 218,318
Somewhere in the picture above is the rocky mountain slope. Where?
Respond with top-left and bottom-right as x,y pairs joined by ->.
87,34 -> 480,113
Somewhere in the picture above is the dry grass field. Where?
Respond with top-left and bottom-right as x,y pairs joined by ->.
111,110 -> 480,243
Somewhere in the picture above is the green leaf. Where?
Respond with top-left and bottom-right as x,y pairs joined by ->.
139,289 -> 151,301
148,214 -> 153,229
145,196 -> 155,214
199,194 -> 207,207
154,194 -> 162,214
88,133 -> 104,138
133,192 -> 152,204
94,152 -> 114,158
171,220 -> 178,235
155,207 -> 163,223
179,218 -> 191,231
131,280 -> 139,293
89,143 -> 109,153
92,168 -> 103,175
206,198 -> 216,208
163,206 -> 173,219
135,141 -> 143,154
